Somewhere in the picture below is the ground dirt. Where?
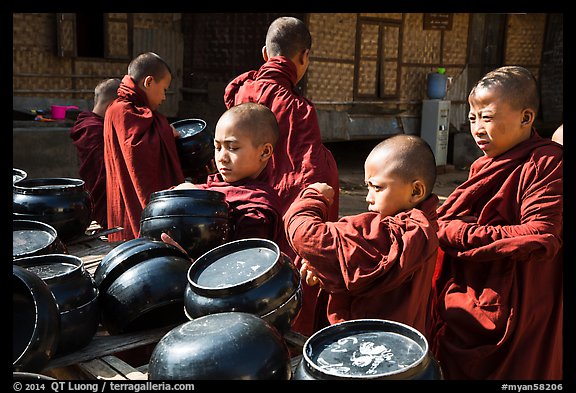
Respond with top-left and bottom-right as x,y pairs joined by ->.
325,140 -> 470,218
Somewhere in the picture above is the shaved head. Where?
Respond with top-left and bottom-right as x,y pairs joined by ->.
367,134 -> 437,198
218,102 -> 279,147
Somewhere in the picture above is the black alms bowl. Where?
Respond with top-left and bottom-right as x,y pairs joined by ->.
171,118 -> 214,177
13,177 -> 93,241
13,220 -> 67,260
94,238 -> 193,335
183,238 -> 302,333
148,312 -> 292,380
293,319 -> 443,380
14,254 -> 100,355
13,265 -> 60,372
139,189 -> 231,259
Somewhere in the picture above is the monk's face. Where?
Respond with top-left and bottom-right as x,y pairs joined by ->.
144,73 -> 172,111
214,117 -> 268,183
364,151 -> 415,218
468,86 -> 532,158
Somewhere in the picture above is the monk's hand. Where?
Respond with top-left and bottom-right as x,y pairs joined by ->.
300,261 -> 320,287
308,182 -> 334,205
171,125 -> 180,138
160,232 -> 190,259
173,182 -> 198,190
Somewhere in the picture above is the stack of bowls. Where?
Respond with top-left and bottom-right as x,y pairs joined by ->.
183,238 -> 302,334
13,177 -> 93,241
94,238 -> 193,335
148,312 -> 292,380
139,188 -> 231,259
14,254 -> 100,355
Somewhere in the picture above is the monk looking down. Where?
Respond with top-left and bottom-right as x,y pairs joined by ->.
104,52 -> 185,242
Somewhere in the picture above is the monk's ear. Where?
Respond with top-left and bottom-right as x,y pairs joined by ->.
143,76 -> 154,89
262,46 -> 269,62
298,48 -> 310,66
260,143 -> 273,161
521,109 -> 535,127
410,180 -> 426,204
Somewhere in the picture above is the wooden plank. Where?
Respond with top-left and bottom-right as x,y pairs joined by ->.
77,358 -> 128,380
44,324 -> 177,370
100,356 -> 147,380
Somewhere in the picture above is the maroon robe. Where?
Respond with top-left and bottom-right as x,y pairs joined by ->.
70,111 -> 107,228
285,187 -> 440,335
224,56 -> 340,335
197,173 -> 285,250
103,75 -> 185,242
427,132 -> 563,380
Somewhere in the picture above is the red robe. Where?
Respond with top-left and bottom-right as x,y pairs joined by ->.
70,111 -> 107,228
104,75 -> 185,242
285,187 -> 440,336
197,173 -> 285,250
427,132 -> 563,380
224,57 -> 340,335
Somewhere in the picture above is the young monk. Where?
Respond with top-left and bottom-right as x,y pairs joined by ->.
70,78 -> 121,229
103,52 -> 185,242
164,102 -> 284,252
427,66 -> 563,380
224,16 -> 340,336
284,134 -> 439,335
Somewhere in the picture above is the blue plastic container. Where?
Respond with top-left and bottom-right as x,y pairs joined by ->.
427,72 -> 448,99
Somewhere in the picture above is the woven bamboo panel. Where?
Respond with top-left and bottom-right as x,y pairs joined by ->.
13,13 -> 55,49
358,60 -> 377,96
442,13 -> 469,64
360,23 -> 379,58
359,13 -> 402,21
75,60 -> 126,79
400,66 -> 428,101
309,13 -> 357,60
13,51 -> 71,76
402,13 -> 441,64
74,61 -> 126,97
383,61 -> 398,95
383,25 -> 399,58
106,21 -> 129,58
505,14 -> 546,65
307,61 -> 354,102
133,13 -> 180,30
